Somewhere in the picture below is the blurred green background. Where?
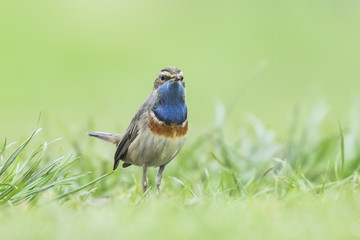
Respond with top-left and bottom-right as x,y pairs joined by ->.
1,0 -> 360,141
1,3 -> 360,238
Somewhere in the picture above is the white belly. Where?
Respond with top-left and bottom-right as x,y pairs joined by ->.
124,127 -> 186,167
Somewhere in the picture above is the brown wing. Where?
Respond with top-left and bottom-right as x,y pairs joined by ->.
113,114 -> 140,170
113,93 -> 155,170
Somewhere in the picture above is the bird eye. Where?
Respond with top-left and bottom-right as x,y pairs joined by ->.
160,76 -> 165,81
180,76 -> 184,81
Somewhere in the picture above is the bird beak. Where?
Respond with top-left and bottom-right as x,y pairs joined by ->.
168,77 -> 181,82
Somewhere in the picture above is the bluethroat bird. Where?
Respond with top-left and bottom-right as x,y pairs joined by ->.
88,67 -> 188,193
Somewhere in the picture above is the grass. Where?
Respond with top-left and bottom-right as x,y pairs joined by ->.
0,127 -> 112,206
1,101 -> 360,239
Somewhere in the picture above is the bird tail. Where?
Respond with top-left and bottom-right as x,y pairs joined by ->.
88,132 -> 124,145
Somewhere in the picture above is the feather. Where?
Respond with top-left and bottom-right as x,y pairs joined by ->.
88,132 -> 123,145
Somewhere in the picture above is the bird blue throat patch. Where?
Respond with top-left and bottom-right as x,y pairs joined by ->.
153,81 -> 187,125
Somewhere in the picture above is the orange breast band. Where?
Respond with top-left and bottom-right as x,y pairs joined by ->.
147,111 -> 188,138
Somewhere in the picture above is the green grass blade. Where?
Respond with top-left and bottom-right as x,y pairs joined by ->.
0,138 -> 6,156
16,144 -> 44,175
24,172 -> 91,197
55,172 -> 114,200
0,129 -> 41,178
210,152 -> 232,174
338,121 -> 345,179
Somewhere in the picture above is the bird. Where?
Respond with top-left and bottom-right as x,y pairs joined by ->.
88,67 -> 188,193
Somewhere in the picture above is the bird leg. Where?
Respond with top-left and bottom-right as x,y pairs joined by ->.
142,164 -> 148,194
155,165 -> 166,193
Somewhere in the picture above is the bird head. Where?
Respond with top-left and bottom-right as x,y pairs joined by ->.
153,67 -> 185,89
